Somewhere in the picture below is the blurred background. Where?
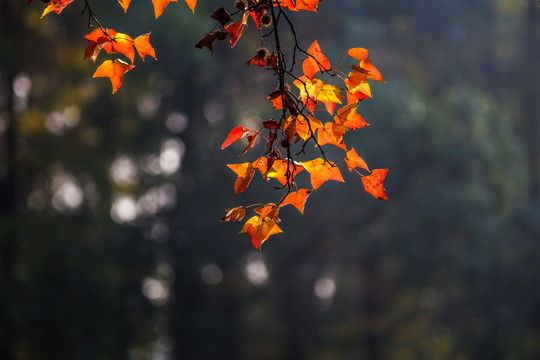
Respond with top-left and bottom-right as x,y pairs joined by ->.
1,0 -> 539,359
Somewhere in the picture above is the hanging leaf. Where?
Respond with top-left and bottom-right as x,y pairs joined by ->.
362,168 -> 389,200
280,189 -> 312,214
302,40 -> 331,80
92,59 -> 135,94
227,162 -> 256,194
221,126 -> 251,150
134,33 -> 157,61
220,206 -> 246,222
240,216 -> 282,250
344,148 -> 369,172
300,158 -> 344,190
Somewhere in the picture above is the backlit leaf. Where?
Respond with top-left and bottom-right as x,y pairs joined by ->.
253,203 -> 280,222
221,126 -> 251,150
300,158 -> 344,190
280,189 -> 312,214
118,0 -> 132,12
295,0 -> 322,11
41,0 -> 75,18
266,159 -> 304,186
362,168 -> 389,200
317,122 -> 348,150
240,216 -> 282,250
92,59 -> 135,94
227,162 -> 256,194
184,0 -> 197,13
344,148 -> 369,172
225,12 -> 249,48
295,115 -> 322,141
151,0 -> 177,19
302,40 -> 330,80
345,71 -> 372,100
134,33 -> 157,61
220,206 -> 246,222
334,103 -> 370,129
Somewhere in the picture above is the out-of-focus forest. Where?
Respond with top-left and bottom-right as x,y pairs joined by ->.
1,1 -> 539,359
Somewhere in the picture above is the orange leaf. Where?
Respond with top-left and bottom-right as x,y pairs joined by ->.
221,126 -> 251,150
280,189 -> 312,214
220,206 -> 246,222
106,33 -> 136,63
134,33 -> 157,61
184,0 -> 197,13
241,132 -> 259,156
300,158 -> 344,190
41,0 -> 75,18
344,148 -> 369,172
334,103 -> 370,130
347,47 -> 369,61
92,59 -> 135,94
345,71 -> 372,100
253,203 -> 280,222
293,115 -> 321,141
358,56 -> 385,83
117,0 -> 131,12
274,0 -> 297,11
266,159 -> 303,186
317,122 -> 348,150
227,162 -> 256,194
240,216 -> 282,250
302,40 -> 330,80
225,12 -> 249,48
295,0 -> 321,11
362,168 -> 389,200
151,0 -> 178,19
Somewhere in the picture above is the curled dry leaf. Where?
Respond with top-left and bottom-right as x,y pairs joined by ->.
220,206 -> 246,222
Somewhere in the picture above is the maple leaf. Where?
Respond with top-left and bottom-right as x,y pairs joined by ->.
240,215 -> 282,250
211,7 -> 232,26
300,158 -> 344,190
227,162 -> 256,194
92,59 -> 135,94
41,0 -> 75,18
280,189 -> 312,214
266,159 -> 304,186
151,0 -> 177,18
348,48 -> 385,83
302,40 -> 330,80
295,0 -> 322,11
317,122 -> 348,150
225,12 -> 249,48
118,0 -> 132,13
195,30 -> 228,55
295,115 -> 322,141
134,33 -> 157,61
84,29 -> 136,64
274,0 -> 297,11
344,147 -> 369,172
362,169 -> 389,200
294,77 -> 342,114
105,32 -> 136,63
334,103 -> 370,130
221,126 -> 251,150
345,71 -> 372,101
220,206 -> 246,222
254,203 -> 280,222
184,0 -> 197,13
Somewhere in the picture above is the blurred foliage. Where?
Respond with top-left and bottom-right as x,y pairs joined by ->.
1,1 -> 539,360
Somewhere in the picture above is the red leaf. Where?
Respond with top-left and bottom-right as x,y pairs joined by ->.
362,168 -> 389,200
41,0 -> 75,18
221,126 -> 251,150
225,12 -> 249,48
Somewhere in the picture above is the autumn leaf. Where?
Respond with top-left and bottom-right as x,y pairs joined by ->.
118,0 -> 132,12
295,0 -> 322,11
221,126 -> 251,150
41,0 -> 75,18
84,29 -> 136,64
317,122 -> 348,150
348,48 -> 385,83
294,77 -> 342,114
300,158 -> 344,190
362,168 -> 389,200
274,0 -> 297,11
92,59 -> 135,94
302,40 -> 330,80
227,162 -> 256,194
254,203 -> 280,222
345,71 -> 372,101
344,148 -> 369,172
225,12 -> 249,48
195,30 -> 228,55
184,0 -> 197,13
151,0 -> 177,18
347,47 -> 369,62
134,33 -> 157,61
211,7 -> 232,26
334,102 -> 370,130
105,32 -> 136,63
280,189 -> 312,214
241,133 -> 259,156
220,206 -> 246,222
240,216 -> 282,250
266,159 -> 304,186
295,115 -> 322,141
